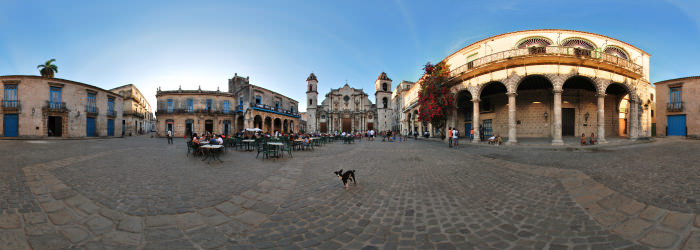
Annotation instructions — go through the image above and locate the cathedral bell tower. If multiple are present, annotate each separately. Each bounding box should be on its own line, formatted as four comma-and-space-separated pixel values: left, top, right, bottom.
375, 72, 393, 132
306, 73, 318, 133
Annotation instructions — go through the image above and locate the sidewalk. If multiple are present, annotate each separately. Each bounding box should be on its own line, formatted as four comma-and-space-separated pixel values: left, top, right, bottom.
416, 136, 654, 151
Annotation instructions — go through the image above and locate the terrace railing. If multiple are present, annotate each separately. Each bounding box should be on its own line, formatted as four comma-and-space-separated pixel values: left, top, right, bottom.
450, 46, 644, 79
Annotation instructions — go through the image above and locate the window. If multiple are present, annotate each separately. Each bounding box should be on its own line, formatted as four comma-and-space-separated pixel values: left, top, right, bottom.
670, 87, 682, 104
651, 110, 654, 118
275, 101, 280, 109
108, 97, 115, 115
382, 97, 388, 108
239, 99, 243, 107
483, 119, 493, 137
290, 106, 294, 113
167, 99, 173, 113
650, 93, 654, 102
382, 83, 387, 91
224, 100, 230, 113
186, 99, 193, 112
50, 86, 62, 108
206, 99, 212, 111
87, 93, 97, 113
255, 96, 261, 105
309, 99, 313, 105
3, 85, 18, 108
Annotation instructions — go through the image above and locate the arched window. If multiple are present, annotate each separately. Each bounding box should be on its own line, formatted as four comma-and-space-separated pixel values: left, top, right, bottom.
562, 38, 596, 50
382, 83, 387, 91
309, 99, 312, 105
308, 85, 312, 92
604, 46, 629, 59
516, 37, 552, 49
382, 97, 388, 108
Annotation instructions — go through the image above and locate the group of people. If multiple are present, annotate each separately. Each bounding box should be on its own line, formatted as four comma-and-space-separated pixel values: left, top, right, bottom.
581, 133, 596, 145
447, 127, 460, 147
189, 132, 224, 146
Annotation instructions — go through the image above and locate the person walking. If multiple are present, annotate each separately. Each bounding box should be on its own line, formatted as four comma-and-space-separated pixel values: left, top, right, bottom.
167, 129, 173, 144
414, 130, 418, 140
470, 127, 474, 142
448, 127, 453, 147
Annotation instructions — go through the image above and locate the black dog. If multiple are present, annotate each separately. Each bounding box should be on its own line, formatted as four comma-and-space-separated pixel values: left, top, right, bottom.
334, 169, 357, 189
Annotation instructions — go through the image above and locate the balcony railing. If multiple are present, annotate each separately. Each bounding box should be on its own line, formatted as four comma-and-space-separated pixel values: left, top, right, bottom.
155, 108, 234, 115
85, 105, 99, 116
45, 101, 68, 112
107, 110, 117, 117
2, 99, 21, 113
250, 102, 300, 117
124, 112, 145, 118
450, 46, 644, 79
667, 102, 683, 112
236, 105, 244, 112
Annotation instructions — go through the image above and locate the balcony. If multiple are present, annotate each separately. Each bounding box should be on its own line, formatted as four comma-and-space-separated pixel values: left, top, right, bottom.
44, 101, 68, 113
107, 110, 117, 117
2, 99, 21, 113
124, 112, 145, 118
236, 105, 244, 112
250, 102, 300, 118
155, 108, 234, 115
450, 46, 644, 81
667, 102, 683, 112
85, 105, 99, 116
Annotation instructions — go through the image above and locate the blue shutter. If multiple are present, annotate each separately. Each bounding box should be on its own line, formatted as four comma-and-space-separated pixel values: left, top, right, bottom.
86, 117, 96, 136
107, 119, 115, 136
667, 115, 686, 136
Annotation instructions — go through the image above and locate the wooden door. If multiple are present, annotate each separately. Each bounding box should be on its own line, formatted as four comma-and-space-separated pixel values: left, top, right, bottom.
342, 118, 351, 132
562, 108, 575, 136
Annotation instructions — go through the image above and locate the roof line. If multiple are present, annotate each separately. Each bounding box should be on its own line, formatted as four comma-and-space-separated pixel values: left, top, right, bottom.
653, 76, 700, 85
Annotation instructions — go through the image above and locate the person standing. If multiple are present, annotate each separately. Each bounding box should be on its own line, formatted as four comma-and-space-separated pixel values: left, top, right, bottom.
448, 127, 453, 147
167, 129, 173, 144
470, 127, 474, 142
452, 128, 459, 147
414, 130, 417, 140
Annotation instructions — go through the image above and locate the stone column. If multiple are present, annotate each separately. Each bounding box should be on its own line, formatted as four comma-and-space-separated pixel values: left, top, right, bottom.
596, 94, 607, 143
629, 99, 639, 140
507, 93, 517, 144
472, 99, 480, 143
552, 89, 564, 145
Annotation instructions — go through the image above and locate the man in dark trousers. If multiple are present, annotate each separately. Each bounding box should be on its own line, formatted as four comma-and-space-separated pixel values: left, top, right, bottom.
167, 129, 173, 144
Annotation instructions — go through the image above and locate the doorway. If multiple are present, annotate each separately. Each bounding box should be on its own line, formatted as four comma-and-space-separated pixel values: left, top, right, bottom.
3, 114, 18, 137
86, 117, 96, 137
562, 108, 575, 136
48, 116, 62, 137
205, 120, 213, 134
342, 118, 351, 132
320, 122, 327, 133
366, 123, 374, 131
185, 120, 194, 137
107, 119, 114, 136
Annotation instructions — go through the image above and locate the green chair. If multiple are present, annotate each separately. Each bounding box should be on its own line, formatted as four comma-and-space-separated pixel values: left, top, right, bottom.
282, 141, 293, 158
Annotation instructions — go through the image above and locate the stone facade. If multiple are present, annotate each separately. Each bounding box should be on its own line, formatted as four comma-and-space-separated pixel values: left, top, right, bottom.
654, 76, 700, 138
110, 84, 155, 136
229, 74, 300, 134
155, 88, 236, 138
392, 80, 415, 134
0, 75, 124, 138
397, 29, 655, 145
155, 74, 300, 137
305, 72, 393, 133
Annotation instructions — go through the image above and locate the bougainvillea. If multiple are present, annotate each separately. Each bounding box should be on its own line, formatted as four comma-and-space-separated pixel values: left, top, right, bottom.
418, 61, 453, 137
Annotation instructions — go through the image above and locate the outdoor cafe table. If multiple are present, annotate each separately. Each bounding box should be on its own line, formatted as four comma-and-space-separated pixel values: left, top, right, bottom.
200, 144, 223, 163
241, 139, 255, 151
266, 142, 284, 158
293, 139, 305, 151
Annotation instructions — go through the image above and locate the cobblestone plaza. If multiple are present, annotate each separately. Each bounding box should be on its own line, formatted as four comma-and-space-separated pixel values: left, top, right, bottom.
0, 137, 699, 249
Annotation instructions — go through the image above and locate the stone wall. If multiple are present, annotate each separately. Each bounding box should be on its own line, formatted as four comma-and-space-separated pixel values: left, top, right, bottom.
1, 76, 124, 138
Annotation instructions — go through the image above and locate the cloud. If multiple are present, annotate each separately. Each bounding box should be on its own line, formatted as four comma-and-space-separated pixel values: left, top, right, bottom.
665, 0, 700, 33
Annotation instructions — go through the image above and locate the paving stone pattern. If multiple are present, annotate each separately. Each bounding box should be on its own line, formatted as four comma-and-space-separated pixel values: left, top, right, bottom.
0, 136, 698, 249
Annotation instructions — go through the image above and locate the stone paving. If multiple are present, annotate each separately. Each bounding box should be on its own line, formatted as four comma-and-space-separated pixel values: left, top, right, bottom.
0, 136, 698, 249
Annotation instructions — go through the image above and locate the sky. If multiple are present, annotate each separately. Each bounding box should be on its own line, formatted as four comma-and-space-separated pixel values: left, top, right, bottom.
1, 0, 699, 113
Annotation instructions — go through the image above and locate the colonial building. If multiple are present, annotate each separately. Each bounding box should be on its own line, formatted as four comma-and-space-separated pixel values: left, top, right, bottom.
305, 72, 393, 133
155, 86, 236, 138
400, 29, 655, 144
110, 84, 155, 136
229, 74, 300, 134
155, 74, 300, 137
654, 76, 699, 138
391, 80, 415, 133
1, 75, 124, 138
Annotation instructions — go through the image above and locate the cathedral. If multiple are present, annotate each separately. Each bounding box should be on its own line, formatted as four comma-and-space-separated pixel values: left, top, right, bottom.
305, 72, 394, 133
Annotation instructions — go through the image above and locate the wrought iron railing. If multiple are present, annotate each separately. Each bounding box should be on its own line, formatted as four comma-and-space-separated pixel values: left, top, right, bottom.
236, 105, 244, 112
45, 101, 68, 112
2, 99, 21, 112
667, 102, 683, 112
450, 46, 644, 78
250, 102, 300, 116
155, 108, 234, 115
85, 105, 99, 116
107, 110, 117, 117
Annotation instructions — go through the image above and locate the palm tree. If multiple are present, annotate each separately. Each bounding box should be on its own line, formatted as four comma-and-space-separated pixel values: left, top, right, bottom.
37, 59, 58, 78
